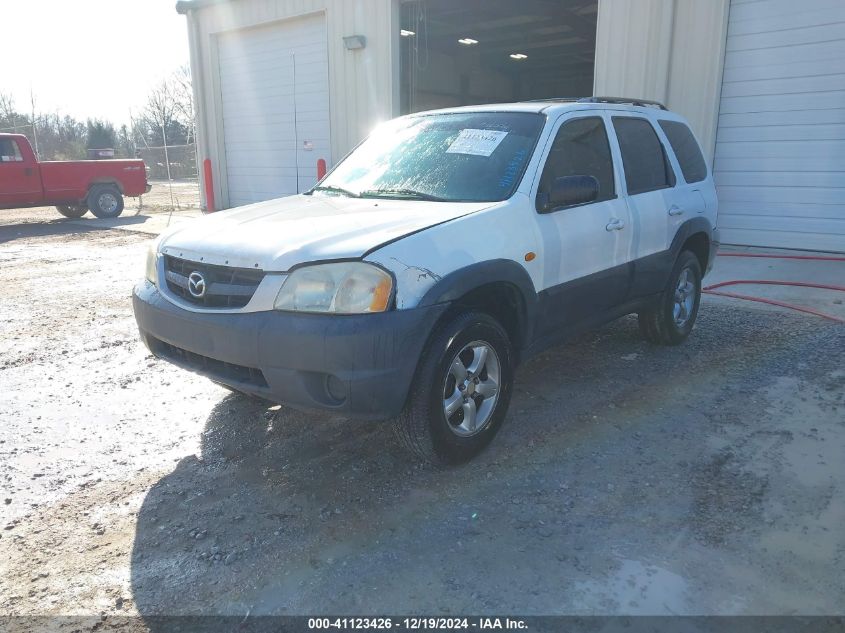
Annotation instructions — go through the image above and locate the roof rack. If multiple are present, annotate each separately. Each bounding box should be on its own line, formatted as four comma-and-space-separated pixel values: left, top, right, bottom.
577, 96, 668, 110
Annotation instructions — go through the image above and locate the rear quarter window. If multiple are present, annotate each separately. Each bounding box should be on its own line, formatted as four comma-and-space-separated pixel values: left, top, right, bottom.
612, 117, 675, 195
659, 120, 708, 184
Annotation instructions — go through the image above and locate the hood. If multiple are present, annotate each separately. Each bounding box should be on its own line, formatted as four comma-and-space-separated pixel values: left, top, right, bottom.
158, 194, 492, 271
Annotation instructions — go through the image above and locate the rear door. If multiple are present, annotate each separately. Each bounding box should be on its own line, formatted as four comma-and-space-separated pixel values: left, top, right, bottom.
532, 113, 634, 333
609, 116, 678, 297
0, 138, 41, 207
657, 119, 710, 232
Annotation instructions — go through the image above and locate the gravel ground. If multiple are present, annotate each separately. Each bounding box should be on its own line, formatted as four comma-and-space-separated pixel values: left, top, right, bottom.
1, 208, 843, 623
130, 181, 201, 212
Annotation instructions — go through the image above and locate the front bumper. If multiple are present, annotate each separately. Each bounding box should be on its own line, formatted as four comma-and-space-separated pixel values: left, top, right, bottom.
132, 281, 447, 420
144, 183, 152, 194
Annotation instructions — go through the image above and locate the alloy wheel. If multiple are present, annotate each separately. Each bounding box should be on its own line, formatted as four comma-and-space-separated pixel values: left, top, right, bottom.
442, 341, 500, 437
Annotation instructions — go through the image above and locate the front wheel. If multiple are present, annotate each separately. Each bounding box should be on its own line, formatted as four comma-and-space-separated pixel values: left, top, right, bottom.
638, 250, 702, 345
56, 205, 87, 219
87, 184, 124, 218
393, 311, 514, 465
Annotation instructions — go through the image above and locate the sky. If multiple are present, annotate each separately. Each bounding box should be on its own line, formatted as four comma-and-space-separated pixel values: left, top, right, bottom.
3, 0, 190, 126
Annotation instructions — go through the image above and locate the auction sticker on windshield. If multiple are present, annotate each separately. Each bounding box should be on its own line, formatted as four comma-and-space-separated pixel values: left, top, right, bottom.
446, 129, 508, 157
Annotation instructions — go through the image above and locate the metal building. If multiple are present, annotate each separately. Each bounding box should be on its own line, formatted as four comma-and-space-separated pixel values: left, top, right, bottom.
177, 0, 845, 252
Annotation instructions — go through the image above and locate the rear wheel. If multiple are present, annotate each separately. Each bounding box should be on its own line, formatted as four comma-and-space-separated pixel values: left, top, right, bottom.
56, 205, 87, 219
87, 184, 124, 218
638, 250, 702, 345
393, 311, 514, 465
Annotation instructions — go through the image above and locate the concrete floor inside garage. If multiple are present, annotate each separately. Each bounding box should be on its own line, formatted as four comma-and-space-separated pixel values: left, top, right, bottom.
1, 208, 843, 620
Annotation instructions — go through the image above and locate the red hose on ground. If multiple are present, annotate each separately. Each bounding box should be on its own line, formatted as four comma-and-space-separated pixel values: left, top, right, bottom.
718, 253, 845, 262
705, 252, 845, 323
703, 289, 845, 324
705, 279, 845, 293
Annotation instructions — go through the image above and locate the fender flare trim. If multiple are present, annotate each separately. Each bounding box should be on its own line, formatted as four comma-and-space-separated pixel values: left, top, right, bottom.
417, 259, 539, 348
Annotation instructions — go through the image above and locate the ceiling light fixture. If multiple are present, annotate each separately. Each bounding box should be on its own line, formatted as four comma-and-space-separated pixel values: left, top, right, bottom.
458, 38, 479, 45
400, 29, 416, 37
509, 53, 528, 60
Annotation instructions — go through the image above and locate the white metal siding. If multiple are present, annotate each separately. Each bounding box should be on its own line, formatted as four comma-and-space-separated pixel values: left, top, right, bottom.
593, 0, 730, 163
218, 14, 330, 206
714, 0, 845, 252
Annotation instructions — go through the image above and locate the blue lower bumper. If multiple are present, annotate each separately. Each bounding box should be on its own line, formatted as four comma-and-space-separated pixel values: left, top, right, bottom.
132, 281, 447, 420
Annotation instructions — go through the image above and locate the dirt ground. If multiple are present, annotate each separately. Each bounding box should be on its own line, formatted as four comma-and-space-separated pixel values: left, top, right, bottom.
128, 180, 201, 213
1, 207, 843, 623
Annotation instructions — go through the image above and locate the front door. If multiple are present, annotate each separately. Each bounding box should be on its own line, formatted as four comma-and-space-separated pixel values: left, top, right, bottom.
0, 137, 40, 208
532, 114, 634, 335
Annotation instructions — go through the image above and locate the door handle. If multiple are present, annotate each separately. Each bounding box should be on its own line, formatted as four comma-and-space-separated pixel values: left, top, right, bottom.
605, 218, 625, 231
668, 205, 684, 216
24, 167, 33, 177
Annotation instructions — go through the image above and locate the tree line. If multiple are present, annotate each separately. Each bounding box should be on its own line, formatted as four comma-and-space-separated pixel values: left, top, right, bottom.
0, 65, 195, 161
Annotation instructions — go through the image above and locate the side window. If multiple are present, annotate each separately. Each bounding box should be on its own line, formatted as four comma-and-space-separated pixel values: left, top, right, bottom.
538, 116, 615, 208
0, 138, 23, 163
659, 120, 707, 183
612, 117, 675, 195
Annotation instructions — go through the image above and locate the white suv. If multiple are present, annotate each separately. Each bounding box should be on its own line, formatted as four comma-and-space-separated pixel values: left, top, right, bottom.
134, 97, 719, 464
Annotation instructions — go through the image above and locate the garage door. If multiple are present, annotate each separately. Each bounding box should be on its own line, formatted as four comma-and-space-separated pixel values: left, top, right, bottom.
713, 0, 845, 252
217, 14, 330, 207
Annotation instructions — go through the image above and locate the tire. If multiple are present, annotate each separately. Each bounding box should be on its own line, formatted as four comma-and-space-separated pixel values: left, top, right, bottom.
87, 184, 124, 218
638, 250, 702, 346
393, 311, 514, 465
56, 205, 87, 219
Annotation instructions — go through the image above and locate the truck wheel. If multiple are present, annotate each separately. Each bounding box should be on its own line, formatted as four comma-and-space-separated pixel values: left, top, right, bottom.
638, 250, 702, 346
88, 185, 124, 218
56, 205, 87, 219
393, 311, 514, 465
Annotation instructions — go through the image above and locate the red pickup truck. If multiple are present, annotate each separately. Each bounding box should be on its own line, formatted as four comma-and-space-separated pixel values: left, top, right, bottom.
0, 133, 150, 219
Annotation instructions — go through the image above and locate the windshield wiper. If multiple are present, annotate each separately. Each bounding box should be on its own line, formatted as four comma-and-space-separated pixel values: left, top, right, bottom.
308, 185, 360, 198
360, 188, 446, 202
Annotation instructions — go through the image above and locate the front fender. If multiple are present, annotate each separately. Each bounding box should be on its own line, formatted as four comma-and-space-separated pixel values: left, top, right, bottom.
418, 258, 539, 346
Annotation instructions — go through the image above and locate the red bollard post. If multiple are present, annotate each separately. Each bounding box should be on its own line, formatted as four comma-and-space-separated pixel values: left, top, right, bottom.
317, 158, 327, 181
203, 158, 216, 212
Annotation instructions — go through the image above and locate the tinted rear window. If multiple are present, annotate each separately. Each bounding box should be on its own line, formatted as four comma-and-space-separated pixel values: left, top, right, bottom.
659, 120, 707, 183
612, 117, 675, 195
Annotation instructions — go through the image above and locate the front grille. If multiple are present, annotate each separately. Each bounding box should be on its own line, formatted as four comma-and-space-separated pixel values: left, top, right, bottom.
149, 336, 268, 389
164, 255, 265, 308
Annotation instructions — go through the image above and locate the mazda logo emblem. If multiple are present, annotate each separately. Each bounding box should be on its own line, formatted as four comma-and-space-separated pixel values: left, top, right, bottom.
187, 271, 207, 298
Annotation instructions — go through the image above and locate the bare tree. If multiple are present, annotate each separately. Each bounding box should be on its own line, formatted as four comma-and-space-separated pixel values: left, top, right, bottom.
0, 93, 18, 132
171, 64, 195, 144
136, 67, 195, 147
141, 79, 180, 145
30, 88, 40, 158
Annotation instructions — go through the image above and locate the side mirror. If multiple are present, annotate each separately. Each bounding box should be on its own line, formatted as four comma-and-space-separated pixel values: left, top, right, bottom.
538, 175, 599, 212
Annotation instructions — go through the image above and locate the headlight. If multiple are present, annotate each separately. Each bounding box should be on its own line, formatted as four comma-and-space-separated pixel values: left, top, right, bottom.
274, 262, 393, 314
145, 244, 159, 285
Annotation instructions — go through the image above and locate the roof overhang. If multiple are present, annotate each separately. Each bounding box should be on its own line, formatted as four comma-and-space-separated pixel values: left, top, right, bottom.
175, 0, 230, 14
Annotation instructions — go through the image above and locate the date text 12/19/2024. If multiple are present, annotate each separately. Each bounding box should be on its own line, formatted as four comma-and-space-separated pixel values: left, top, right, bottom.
308, 618, 528, 630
